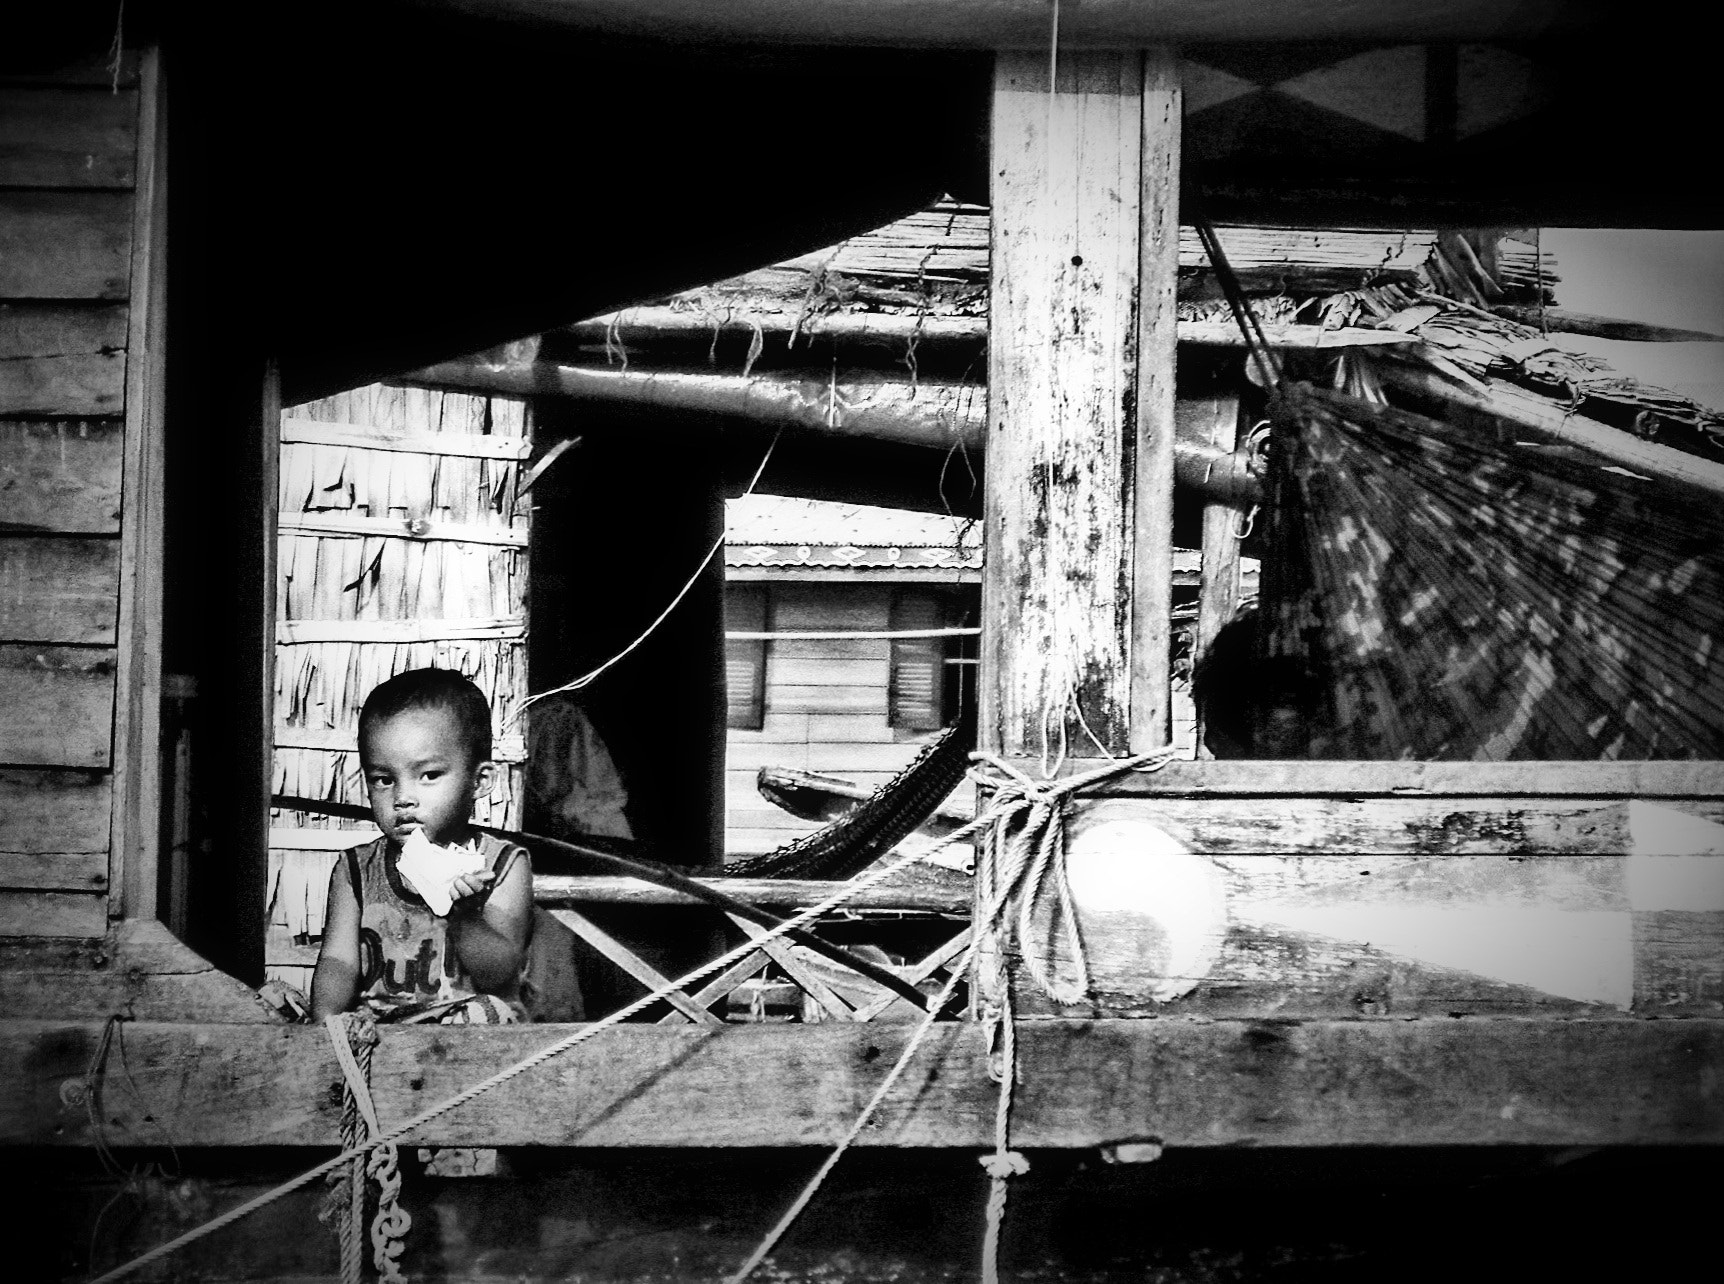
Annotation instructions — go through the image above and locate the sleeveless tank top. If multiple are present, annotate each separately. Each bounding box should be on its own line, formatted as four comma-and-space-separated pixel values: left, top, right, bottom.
343, 833, 527, 1018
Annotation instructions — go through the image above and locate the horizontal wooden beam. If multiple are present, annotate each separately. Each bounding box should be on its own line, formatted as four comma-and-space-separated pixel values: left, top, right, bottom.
1490, 305, 1724, 344
279, 418, 533, 460
533, 874, 970, 913
276, 512, 528, 547
1376, 359, 1724, 501
275, 617, 525, 645
410, 2, 1590, 47
6, 1018, 1717, 1149
1004, 758, 1724, 798
0, 420, 124, 534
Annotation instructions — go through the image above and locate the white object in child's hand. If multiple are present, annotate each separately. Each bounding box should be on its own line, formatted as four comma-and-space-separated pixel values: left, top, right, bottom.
396, 828, 487, 917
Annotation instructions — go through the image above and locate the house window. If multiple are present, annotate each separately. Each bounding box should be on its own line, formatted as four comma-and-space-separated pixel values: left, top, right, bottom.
888, 588, 977, 732
725, 584, 768, 730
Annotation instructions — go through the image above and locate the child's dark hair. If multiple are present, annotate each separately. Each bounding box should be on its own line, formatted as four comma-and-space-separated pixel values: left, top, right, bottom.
358, 668, 493, 765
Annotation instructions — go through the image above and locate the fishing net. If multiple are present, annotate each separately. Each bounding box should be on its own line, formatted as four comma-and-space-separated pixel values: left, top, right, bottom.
1257, 381, 1724, 759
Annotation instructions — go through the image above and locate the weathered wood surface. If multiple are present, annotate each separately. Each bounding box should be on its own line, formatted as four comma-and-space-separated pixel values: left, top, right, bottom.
0, 420, 125, 533
0, 86, 137, 187
0, 921, 276, 1021
0, 537, 119, 644
3, 1018, 1718, 1149
0, 302, 128, 416
0, 191, 133, 299
1378, 360, 1724, 501
0, 644, 115, 767
1004, 757, 1724, 797
279, 417, 534, 459
1490, 305, 1724, 344
999, 795, 1724, 1018
0, 768, 110, 852
1130, 47, 1182, 754
984, 50, 1148, 758
0, 768, 110, 893
535, 870, 970, 913
109, 46, 168, 921
276, 511, 529, 547
0, 891, 105, 938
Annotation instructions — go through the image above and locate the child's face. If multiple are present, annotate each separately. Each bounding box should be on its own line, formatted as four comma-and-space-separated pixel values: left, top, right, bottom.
360, 707, 493, 846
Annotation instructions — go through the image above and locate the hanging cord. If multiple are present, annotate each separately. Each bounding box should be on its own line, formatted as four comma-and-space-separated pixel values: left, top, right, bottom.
725, 747, 1174, 1284
518, 427, 782, 713
1193, 217, 1283, 391
324, 1015, 409, 1284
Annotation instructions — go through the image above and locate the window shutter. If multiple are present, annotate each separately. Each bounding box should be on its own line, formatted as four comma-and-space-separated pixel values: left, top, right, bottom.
889, 590, 943, 732
725, 585, 767, 730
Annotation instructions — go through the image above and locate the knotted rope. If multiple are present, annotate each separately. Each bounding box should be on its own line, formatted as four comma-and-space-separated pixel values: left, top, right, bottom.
323, 1014, 410, 1284
728, 747, 1174, 1284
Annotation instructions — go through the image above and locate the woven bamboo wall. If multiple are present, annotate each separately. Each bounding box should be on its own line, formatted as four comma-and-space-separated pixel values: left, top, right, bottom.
267, 383, 530, 988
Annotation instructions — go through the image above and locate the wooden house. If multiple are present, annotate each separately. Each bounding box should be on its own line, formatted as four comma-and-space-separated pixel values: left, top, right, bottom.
3, 3, 1722, 1280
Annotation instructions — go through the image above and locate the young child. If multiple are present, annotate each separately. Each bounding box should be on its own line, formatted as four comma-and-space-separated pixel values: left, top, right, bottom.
311, 668, 533, 1023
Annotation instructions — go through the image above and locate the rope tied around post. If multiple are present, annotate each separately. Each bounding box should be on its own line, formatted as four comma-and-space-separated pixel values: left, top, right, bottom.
967, 748, 1175, 1283
323, 1014, 410, 1284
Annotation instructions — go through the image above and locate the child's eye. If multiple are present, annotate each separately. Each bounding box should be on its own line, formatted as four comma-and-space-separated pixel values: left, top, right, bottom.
423, 771, 443, 782
366, 775, 391, 788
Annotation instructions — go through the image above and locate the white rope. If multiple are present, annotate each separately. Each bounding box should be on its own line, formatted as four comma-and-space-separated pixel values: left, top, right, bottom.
519, 427, 782, 715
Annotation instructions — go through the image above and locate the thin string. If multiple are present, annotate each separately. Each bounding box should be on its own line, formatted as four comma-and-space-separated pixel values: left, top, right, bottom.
517, 427, 782, 715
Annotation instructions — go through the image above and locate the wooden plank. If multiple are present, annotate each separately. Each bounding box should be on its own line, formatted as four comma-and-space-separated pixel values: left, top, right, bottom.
984, 51, 1146, 758
546, 908, 724, 1027
279, 418, 533, 460
1004, 757, 1724, 798
0, 54, 140, 89
0, 536, 118, 644
0, 420, 124, 534
275, 617, 524, 645
0, 191, 133, 299
0, 851, 108, 893
1053, 795, 1724, 857
3, 1018, 1718, 1149
0, 767, 110, 855
108, 46, 167, 922
1130, 46, 1182, 754
267, 826, 380, 851
0, 302, 128, 417
276, 512, 528, 547
0, 87, 137, 187
768, 685, 884, 715
535, 873, 972, 913
0, 644, 115, 768
727, 913, 856, 1020
0, 891, 105, 937
769, 655, 884, 687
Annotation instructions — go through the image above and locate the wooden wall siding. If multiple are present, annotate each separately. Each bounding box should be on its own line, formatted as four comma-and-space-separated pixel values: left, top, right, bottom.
1003, 788, 1724, 1020
0, 303, 128, 417
724, 585, 941, 857
0, 67, 147, 936
269, 384, 530, 981
0, 420, 124, 532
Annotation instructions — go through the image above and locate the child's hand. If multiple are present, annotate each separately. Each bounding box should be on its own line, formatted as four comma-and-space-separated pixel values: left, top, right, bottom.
446, 869, 496, 915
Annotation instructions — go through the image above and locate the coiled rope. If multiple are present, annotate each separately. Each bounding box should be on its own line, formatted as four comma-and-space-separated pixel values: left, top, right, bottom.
323, 1014, 409, 1284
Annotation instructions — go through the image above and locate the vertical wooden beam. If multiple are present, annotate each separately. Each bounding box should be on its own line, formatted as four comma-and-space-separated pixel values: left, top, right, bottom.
1189, 397, 1244, 759
982, 48, 1181, 762
109, 47, 169, 922
1130, 47, 1182, 754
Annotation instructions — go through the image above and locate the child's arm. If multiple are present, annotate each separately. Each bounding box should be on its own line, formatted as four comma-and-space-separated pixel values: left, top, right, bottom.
446, 848, 532, 995
310, 859, 362, 1020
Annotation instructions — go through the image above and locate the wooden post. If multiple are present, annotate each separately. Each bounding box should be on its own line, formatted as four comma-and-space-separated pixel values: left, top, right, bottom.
1131, 48, 1183, 754
109, 47, 169, 922
1189, 396, 1244, 758
982, 48, 1182, 762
